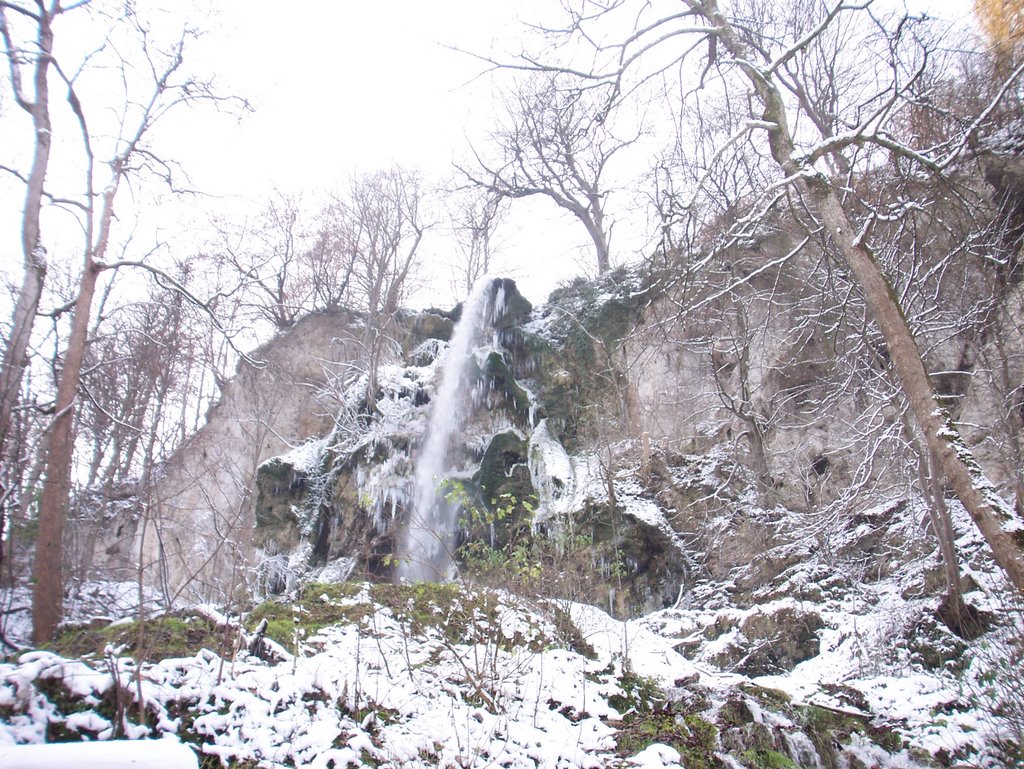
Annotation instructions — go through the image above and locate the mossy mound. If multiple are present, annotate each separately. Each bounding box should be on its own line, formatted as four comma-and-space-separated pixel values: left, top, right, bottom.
50, 613, 233, 663
247, 582, 373, 648
246, 581, 554, 652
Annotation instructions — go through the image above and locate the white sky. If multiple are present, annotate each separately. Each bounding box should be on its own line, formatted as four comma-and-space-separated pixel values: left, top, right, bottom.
161, 0, 978, 306
139, 0, 600, 308
180, 2, 512, 192
2, 0, 980, 312
184, 0, 973, 194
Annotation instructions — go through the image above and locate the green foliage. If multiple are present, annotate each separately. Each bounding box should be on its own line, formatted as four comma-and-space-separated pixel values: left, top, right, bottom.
248, 582, 372, 647
739, 748, 796, 769
455, 494, 642, 617
448, 477, 547, 588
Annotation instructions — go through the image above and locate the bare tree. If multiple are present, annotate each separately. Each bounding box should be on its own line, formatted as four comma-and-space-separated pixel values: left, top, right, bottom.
447, 186, 507, 292
24, 7, 242, 642
466, 73, 635, 274
517, 0, 1024, 594
333, 167, 425, 412
305, 199, 359, 313
213, 193, 315, 331
0, 0, 60, 578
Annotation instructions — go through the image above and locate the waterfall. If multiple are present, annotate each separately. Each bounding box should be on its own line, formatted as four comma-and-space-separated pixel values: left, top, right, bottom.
781, 731, 825, 769
397, 278, 494, 582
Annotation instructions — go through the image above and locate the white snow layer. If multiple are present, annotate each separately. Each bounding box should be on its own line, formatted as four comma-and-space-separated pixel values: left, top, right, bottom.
0, 591, 700, 769
0, 737, 198, 768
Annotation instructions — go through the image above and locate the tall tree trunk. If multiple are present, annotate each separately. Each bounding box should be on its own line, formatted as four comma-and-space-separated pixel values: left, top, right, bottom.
700, 0, 1024, 592
32, 169, 120, 643
0, 6, 55, 576
32, 260, 101, 642
809, 185, 1024, 591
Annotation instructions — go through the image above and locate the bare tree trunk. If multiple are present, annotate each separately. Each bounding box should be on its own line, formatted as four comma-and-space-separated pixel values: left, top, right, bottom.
902, 409, 969, 629
0, 5, 55, 576
584, 192, 612, 274
32, 155, 121, 641
464, 73, 626, 276
813, 189, 1024, 590
0, 265, 46, 458
32, 260, 100, 642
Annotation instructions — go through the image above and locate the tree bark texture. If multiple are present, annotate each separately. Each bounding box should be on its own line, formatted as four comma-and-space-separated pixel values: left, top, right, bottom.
31, 261, 100, 642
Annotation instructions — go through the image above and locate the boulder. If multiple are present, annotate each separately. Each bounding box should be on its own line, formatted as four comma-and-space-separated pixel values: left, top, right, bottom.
707, 603, 825, 676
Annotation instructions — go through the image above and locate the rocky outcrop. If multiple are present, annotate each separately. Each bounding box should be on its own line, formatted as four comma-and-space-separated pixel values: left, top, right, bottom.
703, 602, 825, 676
128, 308, 454, 604
119, 227, 1023, 619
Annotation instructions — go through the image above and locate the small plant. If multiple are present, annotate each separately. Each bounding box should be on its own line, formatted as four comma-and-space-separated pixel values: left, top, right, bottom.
962, 620, 1024, 767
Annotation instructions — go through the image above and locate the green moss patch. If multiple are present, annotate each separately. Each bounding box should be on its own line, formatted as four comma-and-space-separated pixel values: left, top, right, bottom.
248, 582, 553, 653
247, 582, 373, 647
50, 613, 230, 663
368, 582, 548, 650
739, 748, 796, 768
617, 710, 722, 769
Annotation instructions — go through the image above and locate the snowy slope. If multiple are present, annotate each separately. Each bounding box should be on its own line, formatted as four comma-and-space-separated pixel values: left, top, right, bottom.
3, 578, 1014, 768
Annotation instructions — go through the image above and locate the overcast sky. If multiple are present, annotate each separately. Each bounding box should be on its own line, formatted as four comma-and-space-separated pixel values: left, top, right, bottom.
2, 0, 981, 311
140, 0, 597, 307
170, 0, 980, 306
182, 2, 515, 193
185, 0, 974, 191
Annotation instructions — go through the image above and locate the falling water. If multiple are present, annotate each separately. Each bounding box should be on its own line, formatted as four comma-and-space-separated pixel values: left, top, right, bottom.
397, 278, 495, 582
781, 731, 825, 769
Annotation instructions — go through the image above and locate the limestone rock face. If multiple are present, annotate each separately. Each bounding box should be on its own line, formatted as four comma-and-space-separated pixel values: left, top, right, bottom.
125, 308, 459, 603
119, 238, 1022, 617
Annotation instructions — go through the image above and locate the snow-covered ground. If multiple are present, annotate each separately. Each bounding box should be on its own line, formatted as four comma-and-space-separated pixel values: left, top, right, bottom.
1, 574, 1018, 768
